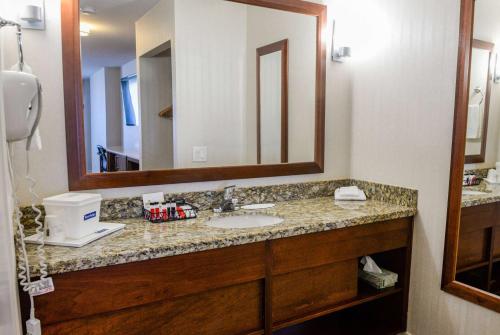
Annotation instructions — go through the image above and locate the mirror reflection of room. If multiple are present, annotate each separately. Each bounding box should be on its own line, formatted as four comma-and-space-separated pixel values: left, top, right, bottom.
80, 0, 316, 174
459, 0, 500, 295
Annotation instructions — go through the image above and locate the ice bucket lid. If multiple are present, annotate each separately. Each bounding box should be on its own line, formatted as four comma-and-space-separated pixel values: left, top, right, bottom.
43, 193, 102, 207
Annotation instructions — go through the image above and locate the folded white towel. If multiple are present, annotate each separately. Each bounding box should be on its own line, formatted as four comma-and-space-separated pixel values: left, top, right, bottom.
336, 186, 360, 197
334, 186, 367, 201
466, 104, 482, 139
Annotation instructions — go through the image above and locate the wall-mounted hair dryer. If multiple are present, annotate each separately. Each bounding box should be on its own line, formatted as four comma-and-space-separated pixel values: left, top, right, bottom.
2, 70, 42, 149
1, 15, 49, 335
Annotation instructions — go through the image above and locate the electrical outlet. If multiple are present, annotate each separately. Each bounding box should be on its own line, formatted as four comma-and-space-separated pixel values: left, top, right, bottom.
30, 277, 54, 296
192, 146, 208, 162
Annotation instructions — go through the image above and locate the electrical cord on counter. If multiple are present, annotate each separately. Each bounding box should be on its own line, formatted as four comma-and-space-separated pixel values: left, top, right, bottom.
25, 149, 48, 280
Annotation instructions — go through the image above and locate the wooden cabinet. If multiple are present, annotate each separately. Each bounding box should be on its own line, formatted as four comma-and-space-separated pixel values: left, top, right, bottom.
22, 217, 414, 335
107, 152, 139, 172
457, 202, 500, 294
114, 153, 126, 171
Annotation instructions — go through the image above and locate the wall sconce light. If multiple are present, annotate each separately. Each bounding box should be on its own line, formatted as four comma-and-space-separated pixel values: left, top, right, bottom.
80, 6, 97, 16
331, 20, 352, 63
80, 23, 91, 37
18, 0, 45, 30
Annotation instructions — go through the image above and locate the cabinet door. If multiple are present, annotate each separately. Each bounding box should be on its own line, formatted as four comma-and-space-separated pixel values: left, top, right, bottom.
272, 259, 358, 322
126, 157, 140, 171
458, 204, 496, 269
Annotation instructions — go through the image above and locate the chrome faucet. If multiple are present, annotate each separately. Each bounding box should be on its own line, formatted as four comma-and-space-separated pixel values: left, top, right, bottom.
213, 185, 238, 213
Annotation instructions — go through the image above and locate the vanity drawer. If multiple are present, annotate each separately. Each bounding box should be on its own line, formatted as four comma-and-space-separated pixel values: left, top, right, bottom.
460, 203, 496, 233
493, 228, 500, 259
272, 259, 357, 323
35, 242, 266, 325
271, 218, 411, 275
458, 204, 498, 269
42, 281, 264, 335
457, 229, 490, 268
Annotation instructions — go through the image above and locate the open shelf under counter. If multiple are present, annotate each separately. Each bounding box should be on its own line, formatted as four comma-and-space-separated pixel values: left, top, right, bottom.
273, 281, 403, 332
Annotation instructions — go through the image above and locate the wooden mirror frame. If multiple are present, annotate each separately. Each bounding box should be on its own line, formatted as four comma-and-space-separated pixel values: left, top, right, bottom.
61, 0, 326, 190
442, 0, 500, 312
256, 39, 289, 164
464, 39, 494, 164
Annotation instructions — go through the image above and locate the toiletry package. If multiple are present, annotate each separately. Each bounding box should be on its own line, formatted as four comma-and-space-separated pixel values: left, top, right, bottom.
463, 174, 481, 186
142, 192, 198, 223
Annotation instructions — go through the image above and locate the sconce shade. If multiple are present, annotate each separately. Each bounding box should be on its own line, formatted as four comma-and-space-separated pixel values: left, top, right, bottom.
20, 5, 42, 23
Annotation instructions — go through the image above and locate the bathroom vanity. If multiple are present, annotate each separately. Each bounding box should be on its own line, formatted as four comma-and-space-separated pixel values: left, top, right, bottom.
29, 0, 421, 332
458, 184, 500, 294
21, 182, 417, 335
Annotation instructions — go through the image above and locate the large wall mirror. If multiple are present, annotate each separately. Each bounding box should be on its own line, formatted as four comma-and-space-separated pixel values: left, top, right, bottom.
443, 0, 500, 312
61, 0, 326, 190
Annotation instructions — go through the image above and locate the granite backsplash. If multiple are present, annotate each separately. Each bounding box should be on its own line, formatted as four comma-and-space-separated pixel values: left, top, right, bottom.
19, 179, 418, 227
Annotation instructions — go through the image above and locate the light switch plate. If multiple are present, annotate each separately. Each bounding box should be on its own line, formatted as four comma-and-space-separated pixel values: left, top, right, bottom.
193, 146, 208, 162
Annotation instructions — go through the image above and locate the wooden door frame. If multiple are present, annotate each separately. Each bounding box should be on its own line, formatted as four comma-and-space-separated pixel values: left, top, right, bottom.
441, 0, 500, 312
256, 39, 289, 164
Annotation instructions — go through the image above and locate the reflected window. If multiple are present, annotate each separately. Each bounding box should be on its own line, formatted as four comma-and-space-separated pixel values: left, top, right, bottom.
121, 75, 139, 126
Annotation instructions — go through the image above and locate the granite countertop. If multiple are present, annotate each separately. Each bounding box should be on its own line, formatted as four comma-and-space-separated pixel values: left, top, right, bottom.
25, 196, 416, 277
462, 181, 500, 208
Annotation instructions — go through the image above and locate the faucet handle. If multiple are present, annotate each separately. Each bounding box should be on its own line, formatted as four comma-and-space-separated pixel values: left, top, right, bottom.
224, 185, 236, 200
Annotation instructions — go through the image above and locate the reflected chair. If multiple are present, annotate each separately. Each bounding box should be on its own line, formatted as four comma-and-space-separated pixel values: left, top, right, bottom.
97, 145, 108, 173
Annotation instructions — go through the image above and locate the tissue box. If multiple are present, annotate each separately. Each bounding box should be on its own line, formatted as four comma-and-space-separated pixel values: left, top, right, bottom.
359, 268, 398, 289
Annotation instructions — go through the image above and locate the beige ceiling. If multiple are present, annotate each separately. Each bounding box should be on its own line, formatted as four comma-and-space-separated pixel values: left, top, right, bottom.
80, 0, 161, 78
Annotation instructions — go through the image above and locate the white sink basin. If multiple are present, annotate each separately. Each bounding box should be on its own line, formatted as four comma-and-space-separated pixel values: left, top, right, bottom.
206, 215, 284, 229
462, 190, 487, 196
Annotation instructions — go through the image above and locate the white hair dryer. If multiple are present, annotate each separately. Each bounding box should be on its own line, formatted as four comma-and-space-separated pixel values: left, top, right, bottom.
2, 70, 42, 149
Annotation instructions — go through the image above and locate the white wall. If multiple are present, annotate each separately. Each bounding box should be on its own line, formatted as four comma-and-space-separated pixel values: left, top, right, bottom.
136, 0, 175, 170
89, 67, 123, 172
82, 79, 92, 172
90, 68, 106, 173
136, 0, 175, 58
174, 0, 248, 168
344, 0, 500, 334
139, 55, 174, 170
246, 5, 317, 164
104, 68, 123, 149
260, 51, 283, 163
